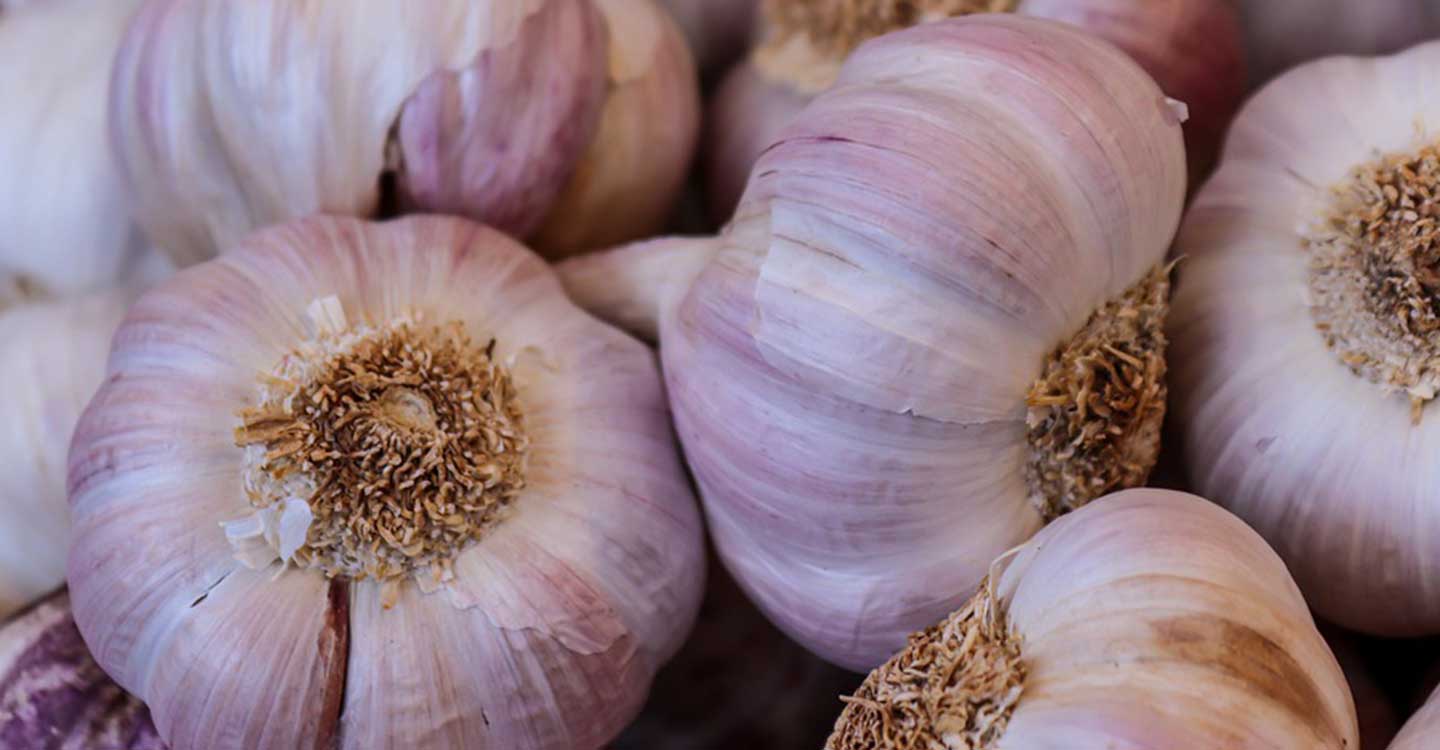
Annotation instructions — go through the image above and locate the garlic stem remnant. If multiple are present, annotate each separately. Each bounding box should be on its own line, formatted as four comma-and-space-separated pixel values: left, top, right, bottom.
755, 0, 1017, 91
235, 304, 527, 582
1306, 142, 1440, 420
827, 580, 1024, 750
1025, 264, 1170, 520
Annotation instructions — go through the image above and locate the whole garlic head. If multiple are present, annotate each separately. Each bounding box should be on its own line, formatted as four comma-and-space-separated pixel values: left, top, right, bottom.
826, 490, 1359, 749
0, 291, 133, 620
704, 0, 1243, 221
111, 0, 698, 266
0, 0, 163, 297
67, 216, 705, 749
563, 15, 1186, 670
1169, 40, 1440, 637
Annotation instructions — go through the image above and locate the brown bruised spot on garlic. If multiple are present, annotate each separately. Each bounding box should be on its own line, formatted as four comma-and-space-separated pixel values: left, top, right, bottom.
754, 0, 1018, 92
826, 578, 1025, 750
228, 296, 528, 584
1024, 264, 1171, 520
1306, 142, 1440, 421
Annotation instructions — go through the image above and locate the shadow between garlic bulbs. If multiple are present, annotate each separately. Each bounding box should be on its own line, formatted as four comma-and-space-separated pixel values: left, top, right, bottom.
1170, 40, 1440, 637
66, 216, 706, 750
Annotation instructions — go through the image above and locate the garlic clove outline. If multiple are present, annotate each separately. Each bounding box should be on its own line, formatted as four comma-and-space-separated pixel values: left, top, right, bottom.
826, 489, 1360, 749
67, 216, 705, 749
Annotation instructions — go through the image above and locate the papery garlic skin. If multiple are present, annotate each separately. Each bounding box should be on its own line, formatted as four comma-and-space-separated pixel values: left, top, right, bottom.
0, 291, 133, 620
531, 0, 701, 259
1235, 0, 1440, 87
827, 489, 1359, 749
0, 0, 162, 296
67, 216, 705, 749
1169, 42, 1440, 636
112, 0, 684, 266
703, 0, 1242, 222
564, 15, 1186, 670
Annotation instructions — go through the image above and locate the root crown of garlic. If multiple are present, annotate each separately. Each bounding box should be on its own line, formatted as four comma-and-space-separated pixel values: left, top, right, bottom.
1306, 141, 1440, 416
828, 579, 1023, 750
234, 310, 528, 581
1025, 265, 1169, 519
754, 0, 1016, 91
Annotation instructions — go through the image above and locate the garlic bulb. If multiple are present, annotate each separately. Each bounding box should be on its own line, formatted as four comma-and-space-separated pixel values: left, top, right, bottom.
659, 0, 758, 75
0, 592, 163, 749
561, 14, 1187, 670
0, 0, 164, 297
67, 216, 705, 749
1169, 40, 1440, 636
0, 290, 134, 621
110, 0, 698, 266
1234, 0, 1440, 87
825, 489, 1358, 749
703, 0, 1243, 221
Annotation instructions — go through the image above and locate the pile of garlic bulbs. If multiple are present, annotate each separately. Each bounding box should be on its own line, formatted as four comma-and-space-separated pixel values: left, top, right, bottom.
16, 0, 1440, 747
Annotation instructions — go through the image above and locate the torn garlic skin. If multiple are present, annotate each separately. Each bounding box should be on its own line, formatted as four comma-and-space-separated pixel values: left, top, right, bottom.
67, 216, 705, 750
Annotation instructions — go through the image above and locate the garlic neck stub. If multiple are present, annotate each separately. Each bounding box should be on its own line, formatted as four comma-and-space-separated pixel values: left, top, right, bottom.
1025, 264, 1169, 520
754, 0, 1016, 92
233, 309, 528, 582
1306, 143, 1440, 418
827, 580, 1023, 750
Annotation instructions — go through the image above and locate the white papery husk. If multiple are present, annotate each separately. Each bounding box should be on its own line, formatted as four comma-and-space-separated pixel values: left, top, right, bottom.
1169, 40, 1440, 637
0, 291, 133, 619
564, 15, 1187, 670
0, 0, 166, 296
827, 489, 1359, 748
66, 216, 705, 750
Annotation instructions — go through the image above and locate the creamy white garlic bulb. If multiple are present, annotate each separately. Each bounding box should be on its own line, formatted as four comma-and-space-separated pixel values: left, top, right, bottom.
67, 216, 705, 749
825, 489, 1359, 749
0, 0, 165, 297
110, 0, 698, 266
561, 15, 1187, 670
0, 291, 133, 620
1169, 40, 1440, 637
704, 0, 1244, 221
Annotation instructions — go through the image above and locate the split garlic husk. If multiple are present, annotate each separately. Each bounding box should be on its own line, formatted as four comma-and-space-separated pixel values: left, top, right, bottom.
110, 0, 698, 266
67, 216, 705, 749
561, 14, 1186, 670
1396, 687, 1440, 750
0, 0, 166, 297
1234, 0, 1440, 87
1169, 40, 1440, 636
825, 489, 1359, 749
658, 0, 758, 76
0, 290, 134, 621
0, 591, 163, 749
703, 0, 1243, 221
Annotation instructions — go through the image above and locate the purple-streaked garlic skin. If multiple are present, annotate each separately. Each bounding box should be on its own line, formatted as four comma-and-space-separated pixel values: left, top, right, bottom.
0, 291, 135, 621
658, 0, 757, 76
0, 0, 161, 297
1168, 42, 1440, 638
67, 216, 705, 749
531, 0, 701, 259
566, 16, 1186, 670
702, 0, 1242, 223
0, 592, 165, 750
108, 0, 624, 267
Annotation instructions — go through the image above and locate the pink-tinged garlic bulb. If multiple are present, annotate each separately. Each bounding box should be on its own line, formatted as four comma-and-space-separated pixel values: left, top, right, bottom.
66, 216, 704, 750
703, 0, 1243, 222
825, 489, 1359, 749
0, 291, 133, 620
0, 592, 163, 749
0, 0, 167, 297
659, 0, 759, 75
1234, 0, 1440, 88
561, 15, 1186, 670
110, 0, 698, 266
1395, 686, 1440, 750
1169, 41, 1440, 637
